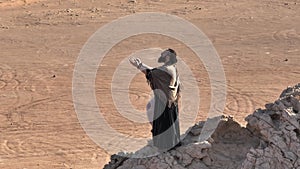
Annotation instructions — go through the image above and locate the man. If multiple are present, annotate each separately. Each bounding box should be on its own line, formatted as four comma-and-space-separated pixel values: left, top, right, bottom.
146, 97, 154, 126
129, 48, 181, 151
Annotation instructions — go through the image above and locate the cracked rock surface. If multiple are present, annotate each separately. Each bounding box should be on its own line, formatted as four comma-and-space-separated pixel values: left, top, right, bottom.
104, 84, 300, 169
242, 84, 300, 169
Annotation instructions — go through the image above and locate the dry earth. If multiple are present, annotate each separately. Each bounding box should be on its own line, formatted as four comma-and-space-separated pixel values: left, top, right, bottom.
0, 0, 299, 168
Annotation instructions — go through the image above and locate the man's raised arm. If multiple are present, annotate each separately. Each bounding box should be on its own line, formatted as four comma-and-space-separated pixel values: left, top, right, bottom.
129, 57, 153, 74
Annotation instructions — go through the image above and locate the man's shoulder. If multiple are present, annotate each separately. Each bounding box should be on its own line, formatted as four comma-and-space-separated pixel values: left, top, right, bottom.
149, 66, 170, 77
157, 65, 176, 71
161, 65, 177, 77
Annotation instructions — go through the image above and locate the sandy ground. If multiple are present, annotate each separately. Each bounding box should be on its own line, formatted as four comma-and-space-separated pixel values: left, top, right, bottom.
0, 0, 299, 168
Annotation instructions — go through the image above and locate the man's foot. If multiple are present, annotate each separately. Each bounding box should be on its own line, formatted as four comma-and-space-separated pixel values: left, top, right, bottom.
169, 141, 182, 151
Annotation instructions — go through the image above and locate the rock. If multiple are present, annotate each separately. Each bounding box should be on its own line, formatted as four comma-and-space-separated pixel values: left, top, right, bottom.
105, 84, 300, 169
291, 97, 300, 113
284, 151, 297, 163
90, 7, 100, 13
187, 159, 209, 169
172, 164, 185, 169
66, 8, 72, 12
149, 161, 169, 169
194, 6, 202, 10
190, 127, 202, 136
132, 165, 146, 169
202, 156, 212, 166
243, 84, 300, 169
104, 155, 128, 169
164, 156, 174, 166
260, 162, 271, 169
180, 153, 193, 166
0, 25, 9, 29
128, 0, 137, 3
241, 160, 255, 169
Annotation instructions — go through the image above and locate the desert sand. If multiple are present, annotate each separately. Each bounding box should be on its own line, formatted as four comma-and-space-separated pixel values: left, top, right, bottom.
0, 0, 299, 168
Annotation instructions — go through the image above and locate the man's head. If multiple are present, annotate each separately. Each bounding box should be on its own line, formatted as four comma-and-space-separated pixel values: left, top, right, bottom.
158, 48, 177, 65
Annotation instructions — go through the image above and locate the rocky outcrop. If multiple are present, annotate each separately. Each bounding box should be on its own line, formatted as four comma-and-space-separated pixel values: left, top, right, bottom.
242, 84, 300, 169
104, 84, 300, 169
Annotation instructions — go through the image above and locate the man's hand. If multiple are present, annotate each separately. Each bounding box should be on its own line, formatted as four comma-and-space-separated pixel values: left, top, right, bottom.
129, 57, 142, 68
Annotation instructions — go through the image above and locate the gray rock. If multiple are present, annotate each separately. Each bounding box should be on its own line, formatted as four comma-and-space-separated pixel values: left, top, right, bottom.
284, 151, 297, 163
105, 84, 300, 169
132, 165, 146, 169
187, 159, 209, 169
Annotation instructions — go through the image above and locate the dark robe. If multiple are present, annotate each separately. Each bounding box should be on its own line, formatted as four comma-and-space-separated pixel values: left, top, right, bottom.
146, 66, 180, 151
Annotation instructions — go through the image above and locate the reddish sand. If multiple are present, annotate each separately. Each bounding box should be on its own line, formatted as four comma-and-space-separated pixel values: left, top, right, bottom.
0, 0, 299, 168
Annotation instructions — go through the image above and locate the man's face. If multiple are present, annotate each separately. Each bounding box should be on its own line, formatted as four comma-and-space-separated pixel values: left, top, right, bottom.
158, 50, 169, 63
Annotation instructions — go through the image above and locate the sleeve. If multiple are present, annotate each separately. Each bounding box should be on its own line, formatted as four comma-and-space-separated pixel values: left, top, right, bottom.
146, 68, 155, 90
177, 78, 181, 97
138, 63, 153, 72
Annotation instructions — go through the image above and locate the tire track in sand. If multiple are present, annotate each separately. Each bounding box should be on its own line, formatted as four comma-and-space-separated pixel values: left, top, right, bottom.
224, 85, 257, 122
272, 28, 300, 41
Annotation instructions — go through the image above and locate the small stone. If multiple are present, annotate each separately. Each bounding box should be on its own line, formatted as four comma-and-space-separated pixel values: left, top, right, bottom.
194, 6, 201, 10
285, 125, 296, 131
66, 8, 72, 12
190, 127, 202, 136
249, 148, 257, 155
128, 0, 137, 3
255, 157, 266, 166
0, 25, 9, 29
282, 158, 294, 168
188, 159, 209, 169
263, 149, 273, 158
132, 165, 146, 169
172, 164, 185, 169
291, 97, 300, 113
192, 141, 211, 149
265, 103, 273, 109
284, 151, 297, 163
181, 153, 193, 166
260, 129, 270, 139
256, 149, 264, 155
202, 156, 212, 166
241, 160, 255, 169
246, 154, 256, 164
90, 7, 99, 13
152, 162, 168, 169
260, 162, 270, 169
164, 156, 174, 166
